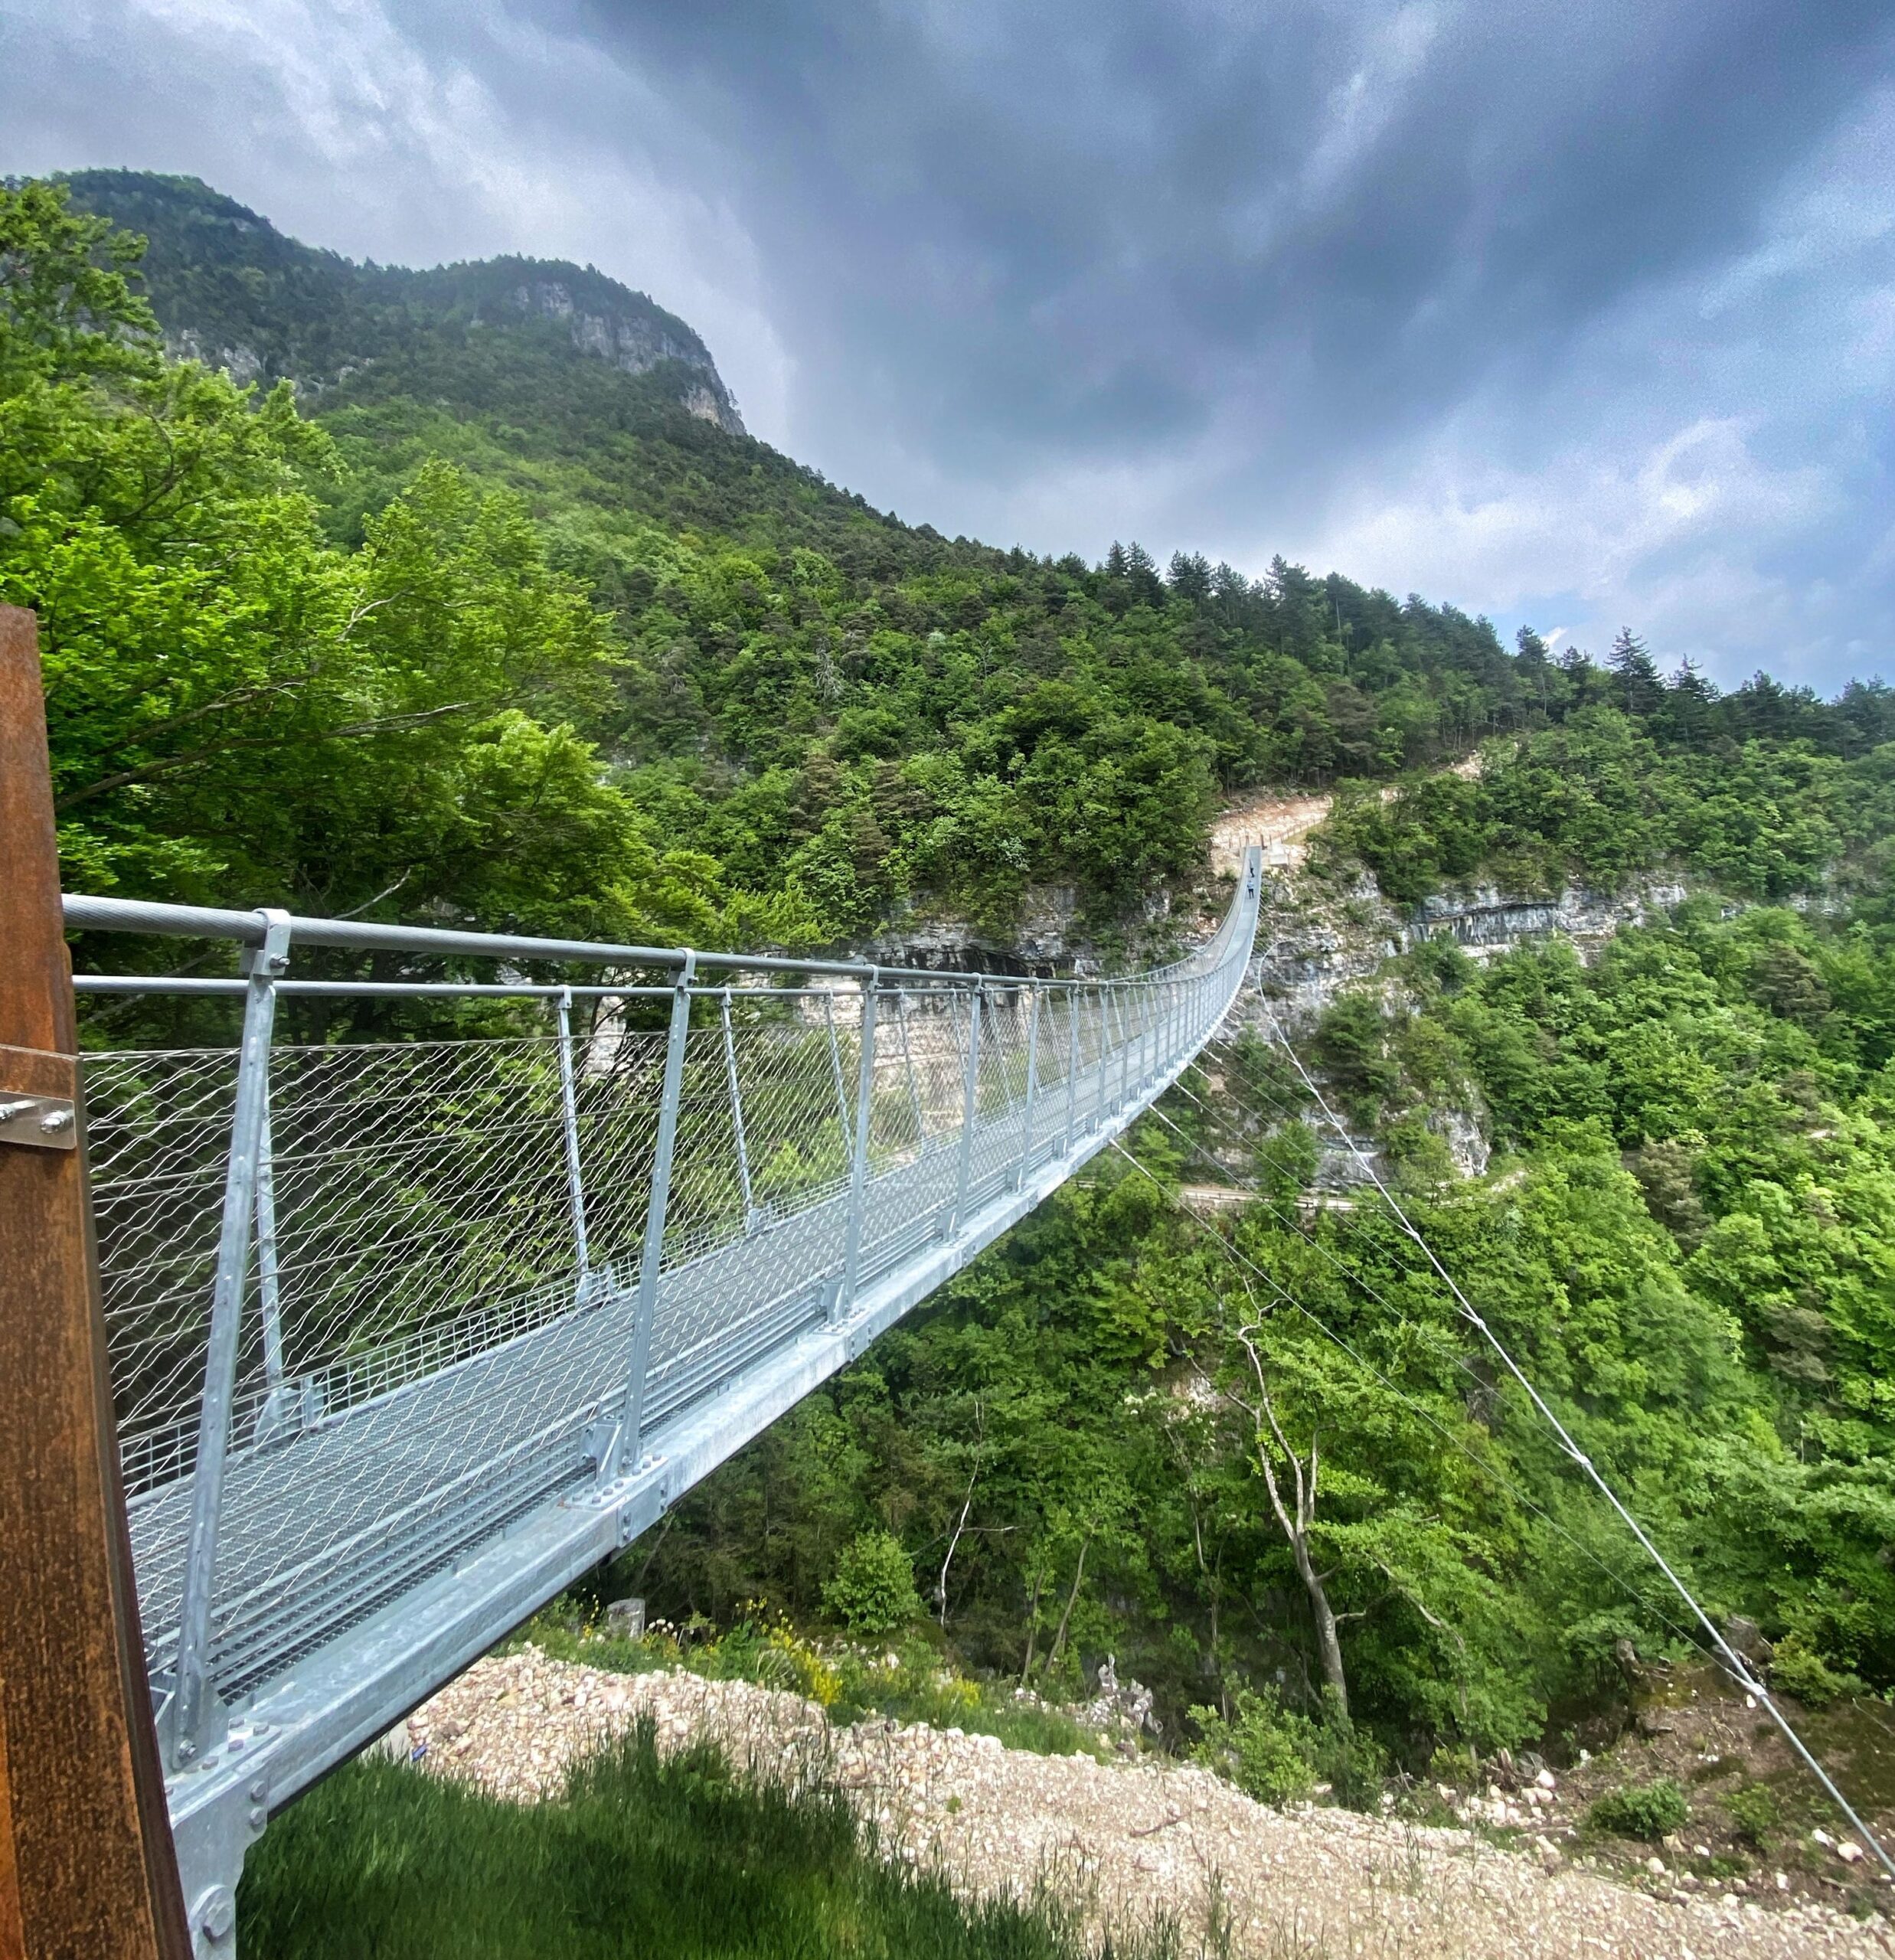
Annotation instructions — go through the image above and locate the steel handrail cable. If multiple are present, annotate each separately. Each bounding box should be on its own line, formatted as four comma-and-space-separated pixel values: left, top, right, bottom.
1254, 997, 1895, 1879
1129, 1018, 1895, 1856
1104, 1129, 1731, 1686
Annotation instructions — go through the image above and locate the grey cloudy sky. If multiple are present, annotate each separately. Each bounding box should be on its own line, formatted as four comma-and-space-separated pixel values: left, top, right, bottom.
5, 0, 1893, 688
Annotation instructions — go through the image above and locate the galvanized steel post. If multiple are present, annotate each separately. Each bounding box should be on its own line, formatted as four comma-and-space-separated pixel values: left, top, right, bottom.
1015, 984, 1040, 1185
720, 989, 757, 1231
952, 988, 982, 1230
253, 1097, 285, 1400
839, 971, 879, 1313
249, 1090, 306, 1447
1063, 987, 1080, 1149
1099, 990, 1115, 1114
168, 906, 290, 1770
1112, 987, 1132, 1111
554, 988, 592, 1304
622, 951, 695, 1468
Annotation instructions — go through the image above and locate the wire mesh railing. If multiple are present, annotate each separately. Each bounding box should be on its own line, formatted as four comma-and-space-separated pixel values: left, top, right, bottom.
64, 853, 1260, 1779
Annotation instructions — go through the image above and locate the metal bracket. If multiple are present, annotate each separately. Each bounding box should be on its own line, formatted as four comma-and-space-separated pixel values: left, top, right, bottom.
567, 1449, 671, 1547
586, 1416, 624, 1483
169, 1731, 273, 1958
252, 1375, 323, 1449
0, 1089, 77, 1149
240, 910, 292, 980
624, 1461, 675, 1545
153, 1668, 231, 1771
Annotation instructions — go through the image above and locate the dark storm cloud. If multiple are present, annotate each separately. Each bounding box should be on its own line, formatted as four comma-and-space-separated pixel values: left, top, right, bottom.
567, 0, 1893, 482
4, 0, 1893, 681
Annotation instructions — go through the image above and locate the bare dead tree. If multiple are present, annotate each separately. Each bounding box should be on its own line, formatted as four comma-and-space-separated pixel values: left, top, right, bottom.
935, 1398, 985, 1629
1218, 1320, 1351, 1717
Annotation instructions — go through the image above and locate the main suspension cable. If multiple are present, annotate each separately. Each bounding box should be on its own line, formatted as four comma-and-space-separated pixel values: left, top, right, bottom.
1116, 1107, 1721, 1664
1250, 997, 1895, 1877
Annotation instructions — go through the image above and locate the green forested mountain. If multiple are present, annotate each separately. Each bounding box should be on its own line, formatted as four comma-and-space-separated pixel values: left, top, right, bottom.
58, 169, 745, 431
18, 171, 1895, 951
17, 170, 1650, 947
668, 903, 1895, 1757
7, 174, 1895, 1839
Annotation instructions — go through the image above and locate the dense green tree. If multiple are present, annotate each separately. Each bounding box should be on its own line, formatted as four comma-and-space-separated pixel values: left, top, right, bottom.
1, 179, 794, 949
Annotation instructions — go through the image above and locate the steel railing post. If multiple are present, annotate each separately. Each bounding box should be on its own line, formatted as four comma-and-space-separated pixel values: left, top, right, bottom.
897, 988, 925, 1149
250, 1089, 304, 1446
1110, 987, 1129, 1113
823, 991, 851, 1150
619, 951, 695, 1471
952, 988, 982, 1231
1096, 990, 1110, 1118
168, 906, 289, 1769
720, 988, 759, 1232
1015, 983, 1040, 1186
1112, 988, 1129, 1113
1063, 986, 1080, 1151
1081, 990, 1096, 1129
254, 1095, 284, 1395
555, 988, 593, 1305
839, 971, 879, 1315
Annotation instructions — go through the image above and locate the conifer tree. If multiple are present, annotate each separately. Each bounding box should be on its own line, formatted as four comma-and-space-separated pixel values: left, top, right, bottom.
1123, 541, 1165, 607
1608, 626, 1663, 717
1661, 656, 1718, 747
1168, 550, 1212, 603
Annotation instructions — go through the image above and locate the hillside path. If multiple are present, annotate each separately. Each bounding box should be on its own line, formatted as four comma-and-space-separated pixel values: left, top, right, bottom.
1209, 792, 1335, 878
407, 1651, 1890, 1959
1211, 757, 1484, 880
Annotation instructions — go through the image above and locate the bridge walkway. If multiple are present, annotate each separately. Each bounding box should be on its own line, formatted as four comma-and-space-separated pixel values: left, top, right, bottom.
64, 847, 1262, 1953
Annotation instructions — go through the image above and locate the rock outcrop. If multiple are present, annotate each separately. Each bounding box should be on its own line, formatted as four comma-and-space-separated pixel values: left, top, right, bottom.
508, 279, 744, 432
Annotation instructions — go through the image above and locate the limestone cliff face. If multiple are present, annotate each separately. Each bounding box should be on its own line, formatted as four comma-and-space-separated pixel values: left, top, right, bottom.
163, 328, 266, 386
1204, 867, 1697, 1187
867, 885, 1090, 975
507, 280, 745, 433
58, 172, 750, 439
1251, 874, 1692, 1031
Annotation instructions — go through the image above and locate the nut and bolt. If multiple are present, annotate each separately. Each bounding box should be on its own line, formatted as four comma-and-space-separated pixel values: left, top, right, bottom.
197, 1886, 236, 1941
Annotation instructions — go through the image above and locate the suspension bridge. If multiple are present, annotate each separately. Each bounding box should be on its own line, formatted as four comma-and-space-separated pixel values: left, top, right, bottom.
0, 603, 1263, 1960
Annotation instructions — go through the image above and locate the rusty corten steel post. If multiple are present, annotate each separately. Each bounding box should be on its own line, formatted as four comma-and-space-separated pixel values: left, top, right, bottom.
0, 606, 190, 1958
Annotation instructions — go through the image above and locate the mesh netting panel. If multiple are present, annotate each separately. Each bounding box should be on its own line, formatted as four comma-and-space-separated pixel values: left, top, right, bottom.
84, 897, 1257, 1705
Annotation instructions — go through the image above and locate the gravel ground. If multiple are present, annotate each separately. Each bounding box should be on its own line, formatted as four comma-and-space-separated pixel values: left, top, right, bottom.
408, 1651, 1892, 1958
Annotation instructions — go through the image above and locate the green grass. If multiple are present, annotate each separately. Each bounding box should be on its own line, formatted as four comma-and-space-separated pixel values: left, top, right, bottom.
239, 1722, 1132, 1958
